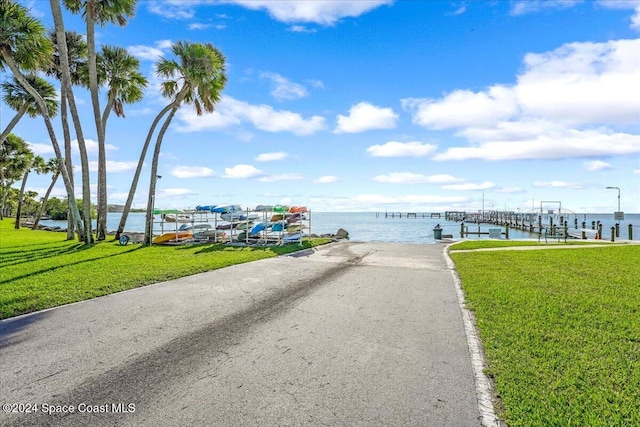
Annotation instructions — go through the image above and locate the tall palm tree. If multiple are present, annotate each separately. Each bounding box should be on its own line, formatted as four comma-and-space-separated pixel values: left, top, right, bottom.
0, 133, 31, 220
15, 155, 45, 229
0, 75, 58, 144
90, 44, 146, 240
143, 41, 227, 244
45, 29, 87, 240
31, 157, 61, 229
63, 0, 137, 241
116, 42, 226, 239
49, 0, 94, 242
0, 0, 85, 239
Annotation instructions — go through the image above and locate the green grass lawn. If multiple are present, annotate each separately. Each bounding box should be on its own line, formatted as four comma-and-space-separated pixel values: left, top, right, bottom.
450, 244, 640, 426
0, 219, 330, 319
450, 239, 615, 251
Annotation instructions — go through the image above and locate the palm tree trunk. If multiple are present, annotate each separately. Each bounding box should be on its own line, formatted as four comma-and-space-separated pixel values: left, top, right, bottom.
84, 0, 107, 241
50, 0, 93, 243
31, 171, 59, 229
14, 169, 29, 229
61, 92, 76, 240
0, 49, 85, 238
0, 185, 10, 220
144, 106, 179, 245
0, 107, 27, 144
115, 102, 177, 239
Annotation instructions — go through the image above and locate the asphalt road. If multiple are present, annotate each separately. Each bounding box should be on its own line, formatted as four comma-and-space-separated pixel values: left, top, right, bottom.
1, 241, 481, 426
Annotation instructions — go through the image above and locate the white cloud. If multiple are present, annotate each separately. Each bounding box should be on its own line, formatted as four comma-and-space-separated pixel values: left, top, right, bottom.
189, 23, 212, 30
175, 96, 326, 136
366, 141, 437, 157
510, 0, 583, 16
335, 102, 398, 133
146, 1, 195, 19
635, 169, 640, 175
517, 39, 640, 125
88, 160, 137, 173
288, 25, 317, 33
171, 165, 215, 178
127, 40, 172, 62
147, 0, 391, 25
597, 1, 640, 30
27, 143, 54, 156
70, 139, 118, 155
407, 38, 640, 162
402, 86, 518, 129
534, 180, 583, 189
313, 175, 338, 183
222, 164, 264, 179
585, 160, 611, 171
158, 188, 198, 198
230, 0, 392, 25
373, 172, 463, 185
433, 129, 640, 161
260, 72, 308, 100
258, 173, 304, 182
255, 152, 288, 162
442, 181, 495, 191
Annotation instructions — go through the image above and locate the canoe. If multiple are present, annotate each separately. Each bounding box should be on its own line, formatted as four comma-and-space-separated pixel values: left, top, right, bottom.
285, 224, 307, 233
211, 204, 242, 214
153, 231, 193, 244
216, 222, 240, 230
282, 232, 306, 242
195, 205, 216, 211
221, 212, 259, 221
270, 214, 284, 221
272, 205, 290, 213
250, 222, 267, 234
271, 221, 287, 232
289, 206, 307, 213
286, 213, 301, 223
236, 221, 255, 230
179, 223, 209, 230
254, 205, 273, 212
163, 213, 192, 223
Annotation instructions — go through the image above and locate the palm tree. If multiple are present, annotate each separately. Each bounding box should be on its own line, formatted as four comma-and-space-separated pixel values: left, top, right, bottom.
31, 157, 62, 229
49, 0, 94, 243
0, 133, 31, 220
0, 0, 85, 240
0, 75, 58, 144
15, 155, 45, 229
143, 41, 227, 244
116, 42, 226, 239
45, 29, 87, 240
91, 44, 146, 240
63, 0, 137, 241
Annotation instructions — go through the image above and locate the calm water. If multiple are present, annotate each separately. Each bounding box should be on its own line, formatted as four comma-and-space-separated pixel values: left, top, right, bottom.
39, 212, 640, 244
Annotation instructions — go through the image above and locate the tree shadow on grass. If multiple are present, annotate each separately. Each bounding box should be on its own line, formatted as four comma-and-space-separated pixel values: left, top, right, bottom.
0, 245, 145, 287
0, 241, 96, 269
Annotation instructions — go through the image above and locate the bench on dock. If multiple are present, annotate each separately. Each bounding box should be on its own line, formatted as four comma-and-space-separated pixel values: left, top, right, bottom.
539, 227, 567, 243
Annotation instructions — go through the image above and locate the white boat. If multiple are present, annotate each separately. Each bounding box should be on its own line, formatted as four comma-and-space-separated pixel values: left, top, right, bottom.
163, 213, 192, 223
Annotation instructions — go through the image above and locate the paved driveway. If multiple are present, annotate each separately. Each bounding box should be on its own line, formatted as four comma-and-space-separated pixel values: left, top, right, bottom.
1, 241, 482, 426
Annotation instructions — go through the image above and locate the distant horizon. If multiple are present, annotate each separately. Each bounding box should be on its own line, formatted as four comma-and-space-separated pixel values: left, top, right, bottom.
11, 1, 640, 214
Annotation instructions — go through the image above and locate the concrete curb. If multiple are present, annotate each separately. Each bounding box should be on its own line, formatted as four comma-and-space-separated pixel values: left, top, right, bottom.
443, 244, 503, 427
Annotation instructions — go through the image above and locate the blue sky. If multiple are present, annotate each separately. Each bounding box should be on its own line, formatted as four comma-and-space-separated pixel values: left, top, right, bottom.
7, 0, 640, 213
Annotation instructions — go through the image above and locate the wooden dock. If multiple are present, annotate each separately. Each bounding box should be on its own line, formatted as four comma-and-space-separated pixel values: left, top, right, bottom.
377, 212, 441, 219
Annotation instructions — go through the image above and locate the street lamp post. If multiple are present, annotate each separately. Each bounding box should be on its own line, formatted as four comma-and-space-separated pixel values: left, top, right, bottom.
605, 186, 621, 237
